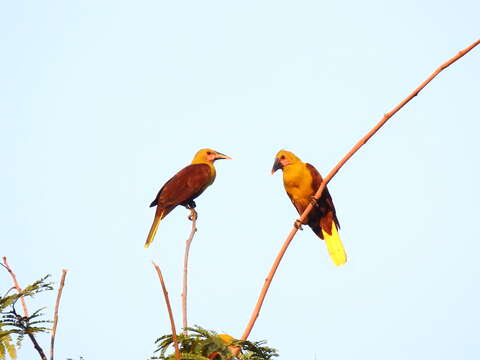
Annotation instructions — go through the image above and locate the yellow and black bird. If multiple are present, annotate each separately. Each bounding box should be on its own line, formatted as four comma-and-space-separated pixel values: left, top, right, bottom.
272, 150, 347, 266
145, 148, 231, 248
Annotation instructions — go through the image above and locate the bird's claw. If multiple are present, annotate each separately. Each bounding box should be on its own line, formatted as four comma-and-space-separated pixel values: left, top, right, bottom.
186, 200, 197, 210
188, 209, 198, 221
294, 219, 303, 230
310, 196, 319, 207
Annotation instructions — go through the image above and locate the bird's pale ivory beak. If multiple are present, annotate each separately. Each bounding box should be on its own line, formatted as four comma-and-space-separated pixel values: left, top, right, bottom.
214, 152, 232, 160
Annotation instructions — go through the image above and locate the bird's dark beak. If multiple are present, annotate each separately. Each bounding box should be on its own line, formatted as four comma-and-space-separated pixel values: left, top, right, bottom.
214, 152, 232, 160
271, 158, 282, 174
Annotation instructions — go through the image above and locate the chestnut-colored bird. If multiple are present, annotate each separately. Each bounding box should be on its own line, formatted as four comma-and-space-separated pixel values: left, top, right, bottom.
272, 150, 347, 266
145, 148, 231, 248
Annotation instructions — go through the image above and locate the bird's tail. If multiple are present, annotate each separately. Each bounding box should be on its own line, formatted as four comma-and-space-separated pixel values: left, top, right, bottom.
144, 210, 165, 248
321, 222, 347, 266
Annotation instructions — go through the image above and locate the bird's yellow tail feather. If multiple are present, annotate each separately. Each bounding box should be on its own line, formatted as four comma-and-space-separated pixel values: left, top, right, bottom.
144, 211, 164, 248
322, 222, 347, 266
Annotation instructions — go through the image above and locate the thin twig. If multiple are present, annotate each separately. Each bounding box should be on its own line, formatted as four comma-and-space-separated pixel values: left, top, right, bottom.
50, 269, 68, 360
182, 209, 198, 335
2, 256, 47, 360
241, 39, 480, 341
2, 256, 29, 317
27, 333, 48, 360
152, 261, 181, 360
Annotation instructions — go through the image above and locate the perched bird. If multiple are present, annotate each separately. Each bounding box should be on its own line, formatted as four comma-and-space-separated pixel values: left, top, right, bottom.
271, 150, 347, 266
208, 334, 238, 359
145, 148, 231, 248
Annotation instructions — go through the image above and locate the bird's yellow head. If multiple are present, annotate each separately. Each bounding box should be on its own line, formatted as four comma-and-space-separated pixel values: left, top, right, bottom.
271, 150, 302, 174
191, 148, 232, 164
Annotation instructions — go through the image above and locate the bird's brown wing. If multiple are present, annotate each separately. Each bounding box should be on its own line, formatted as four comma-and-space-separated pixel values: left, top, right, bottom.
150, 163, 212, 210
305, 163, 340, 237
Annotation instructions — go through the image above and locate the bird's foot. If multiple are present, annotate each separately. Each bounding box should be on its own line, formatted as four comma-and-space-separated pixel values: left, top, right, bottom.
188, 208, 198, 221
294, 219, 303, 230
186, 200, 197, 210
310, 196, 319, 208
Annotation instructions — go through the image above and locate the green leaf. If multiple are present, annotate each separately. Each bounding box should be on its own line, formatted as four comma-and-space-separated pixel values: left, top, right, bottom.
5, 340, 16, 360
0, 334, 17, 360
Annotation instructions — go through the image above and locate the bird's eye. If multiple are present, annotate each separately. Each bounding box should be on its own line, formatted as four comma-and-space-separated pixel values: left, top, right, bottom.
207, 151, 211, 155
280, 155, 285, 160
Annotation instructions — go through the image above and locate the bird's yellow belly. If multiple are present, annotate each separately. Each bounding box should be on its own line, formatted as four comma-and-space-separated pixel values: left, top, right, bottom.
283, 167, 313, 205
287, 186, 309, 203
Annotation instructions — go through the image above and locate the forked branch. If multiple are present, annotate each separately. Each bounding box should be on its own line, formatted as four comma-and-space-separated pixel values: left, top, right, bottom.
241, 39, 480, 341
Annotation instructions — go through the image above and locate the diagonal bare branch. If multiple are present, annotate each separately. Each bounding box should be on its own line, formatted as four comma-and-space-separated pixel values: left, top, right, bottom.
2, 256, 29, 317
241, 39, 480, 341
152, 261, 181, 360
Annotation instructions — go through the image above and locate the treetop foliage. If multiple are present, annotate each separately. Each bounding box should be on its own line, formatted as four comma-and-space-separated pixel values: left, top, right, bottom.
152, 326, 278, 360
0, 275, 52, 360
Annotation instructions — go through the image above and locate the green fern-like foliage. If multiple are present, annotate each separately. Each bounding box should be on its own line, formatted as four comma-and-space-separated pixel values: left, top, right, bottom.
151, 326, 278, 360
0, 333, 16, 360
0, 276, 53, 359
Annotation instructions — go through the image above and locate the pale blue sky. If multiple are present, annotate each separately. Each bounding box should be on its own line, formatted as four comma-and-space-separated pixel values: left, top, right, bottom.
1, 1, 479, 359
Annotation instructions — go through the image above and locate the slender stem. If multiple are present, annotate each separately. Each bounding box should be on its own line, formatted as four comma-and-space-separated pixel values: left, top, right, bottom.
152, 261, 181, 360
2, 256, 29, 317
50, 269, 68, 360
182, 209, 198, 335
240, 39, 480, 341
27, 333, 48, 360
2, 256, 47, 360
